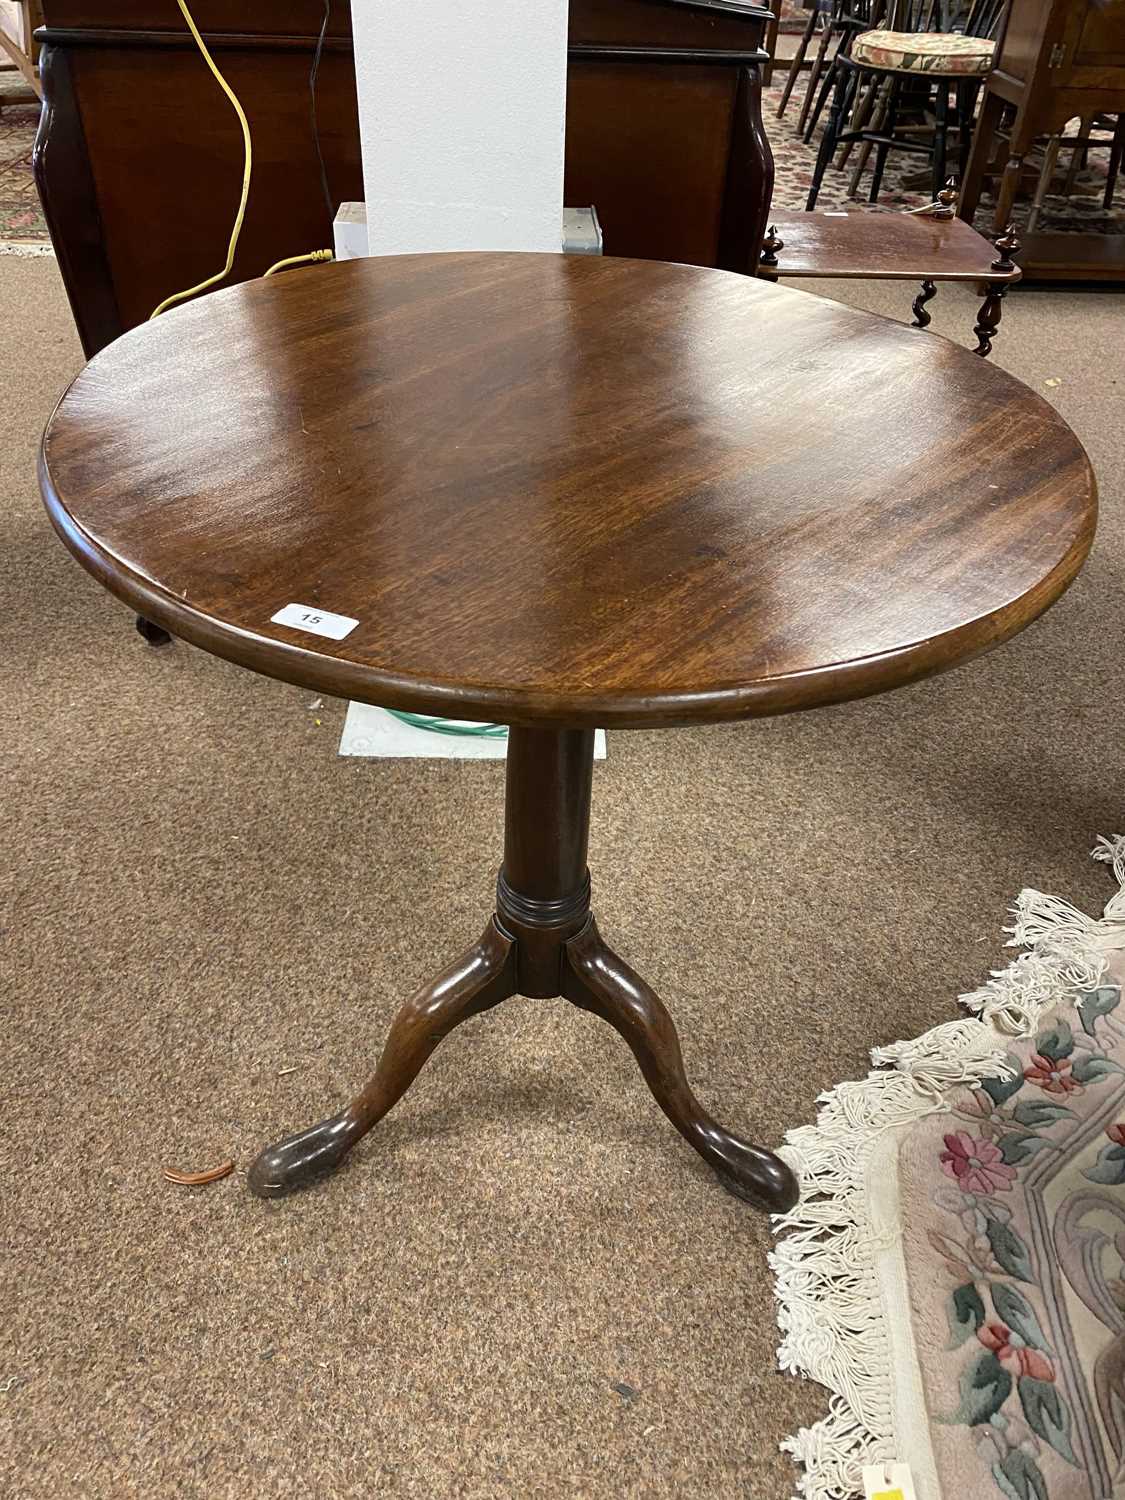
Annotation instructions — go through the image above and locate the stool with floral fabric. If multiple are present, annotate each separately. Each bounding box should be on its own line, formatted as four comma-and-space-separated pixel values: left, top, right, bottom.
805, 0, 1008, 208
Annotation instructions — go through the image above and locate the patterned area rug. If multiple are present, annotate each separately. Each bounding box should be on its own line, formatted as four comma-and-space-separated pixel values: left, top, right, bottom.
772, 840, 1125, 1500
765, 75, 1125, 237
779, 0, 812, 34
0, 97, 48, 245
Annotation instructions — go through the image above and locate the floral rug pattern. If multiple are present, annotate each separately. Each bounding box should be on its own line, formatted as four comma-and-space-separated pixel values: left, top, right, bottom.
778, 0, 813, 35
772, 845, 1125, 1500
901, 964, 1125, 1498
0, 100, 46, 242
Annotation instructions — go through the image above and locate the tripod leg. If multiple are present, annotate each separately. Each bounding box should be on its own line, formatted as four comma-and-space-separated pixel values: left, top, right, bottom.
248, 921, 517, 1197
562, 919, 798, 1213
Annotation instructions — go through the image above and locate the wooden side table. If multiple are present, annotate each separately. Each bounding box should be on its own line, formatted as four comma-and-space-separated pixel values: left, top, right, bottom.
757, 209, 1022, 356
38, 254, 1095, 1214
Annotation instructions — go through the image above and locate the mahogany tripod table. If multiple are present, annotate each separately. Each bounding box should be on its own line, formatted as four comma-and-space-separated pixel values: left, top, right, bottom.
39, 253, 1096, 1214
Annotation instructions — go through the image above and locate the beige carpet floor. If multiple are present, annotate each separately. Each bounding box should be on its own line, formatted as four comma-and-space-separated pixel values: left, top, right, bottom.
2, 255, 1124, 1500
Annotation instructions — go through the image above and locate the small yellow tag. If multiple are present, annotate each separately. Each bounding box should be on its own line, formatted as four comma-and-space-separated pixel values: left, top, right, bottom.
862, 1463, 917, 1500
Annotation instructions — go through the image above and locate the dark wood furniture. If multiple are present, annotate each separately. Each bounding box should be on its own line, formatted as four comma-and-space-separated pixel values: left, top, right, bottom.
33, 0, 774, 359
960, 0, 1125, 279
792, 0, 885, 137
799, 0, 887, 146
804, 0, 1008, 210
39, 253, 1096, 1211
757, 205, 1022, 353
1024, 110, 1124, 226
776, 0, 832, 122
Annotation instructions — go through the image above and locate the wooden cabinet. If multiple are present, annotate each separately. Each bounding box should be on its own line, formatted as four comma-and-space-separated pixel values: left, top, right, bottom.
34, 0, 772, 355
961, 0, 1125, 279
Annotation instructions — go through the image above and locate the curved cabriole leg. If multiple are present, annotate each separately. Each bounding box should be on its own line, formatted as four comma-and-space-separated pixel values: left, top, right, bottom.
911, 279, 938, 329
247, 921, 517, 1197
562, 917, 799, 1213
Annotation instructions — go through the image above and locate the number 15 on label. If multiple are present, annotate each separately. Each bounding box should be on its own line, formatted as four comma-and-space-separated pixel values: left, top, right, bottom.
270, 602, 359, 641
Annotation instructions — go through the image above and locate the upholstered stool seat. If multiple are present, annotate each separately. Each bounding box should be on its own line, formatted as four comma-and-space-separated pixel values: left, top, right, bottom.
851, 29, 995, 75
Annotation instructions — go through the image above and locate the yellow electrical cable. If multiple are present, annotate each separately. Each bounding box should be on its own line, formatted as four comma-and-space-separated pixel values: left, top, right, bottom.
263, 249, 335, 276
149, 0, 252, 319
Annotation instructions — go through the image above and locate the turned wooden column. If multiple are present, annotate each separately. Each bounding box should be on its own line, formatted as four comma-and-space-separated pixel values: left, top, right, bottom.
497, 728, 595, 997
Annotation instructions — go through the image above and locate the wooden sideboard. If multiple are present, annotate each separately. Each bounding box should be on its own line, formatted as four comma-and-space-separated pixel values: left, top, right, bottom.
960, 0, 1125, 279
34, 0, 773, 356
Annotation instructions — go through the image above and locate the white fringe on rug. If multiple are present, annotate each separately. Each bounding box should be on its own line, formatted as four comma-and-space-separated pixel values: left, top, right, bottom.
770, 837, 1125, 1500
0, 241, 54, 258
962, 834, 1125, 1035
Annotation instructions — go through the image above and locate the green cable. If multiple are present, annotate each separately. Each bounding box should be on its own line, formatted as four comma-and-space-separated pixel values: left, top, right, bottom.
385, 709, 508, 739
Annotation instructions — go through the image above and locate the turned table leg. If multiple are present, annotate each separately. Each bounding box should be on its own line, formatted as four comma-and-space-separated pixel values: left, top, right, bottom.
974, 226, 1020, 359
248, 726, 798, 1214
973, 284, 1007, 358
912, 279, 938, 329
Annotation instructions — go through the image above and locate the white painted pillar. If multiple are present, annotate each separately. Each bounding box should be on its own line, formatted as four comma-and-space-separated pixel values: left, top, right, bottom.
350, 1, 569, 256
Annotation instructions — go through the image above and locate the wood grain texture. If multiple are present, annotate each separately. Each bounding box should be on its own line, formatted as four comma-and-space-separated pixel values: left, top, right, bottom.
717, 63, 774, 274
40, 252, 1097, 729
37, 0, 771, 348
565, 61, 736, 268
41, 0, 770, 37
566, 0, 771, 50
758, 212, 1023, 283
39, 0, 354, 32
61, 41, 363, 337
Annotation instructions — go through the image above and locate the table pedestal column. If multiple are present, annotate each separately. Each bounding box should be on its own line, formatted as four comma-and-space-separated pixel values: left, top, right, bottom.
247, 729, 799, 1214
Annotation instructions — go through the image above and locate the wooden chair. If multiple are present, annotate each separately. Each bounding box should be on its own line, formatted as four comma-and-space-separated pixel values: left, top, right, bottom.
764, 0, 783, 86
0, 1, 42, 98
776, 0, 833, 118
798, 0, 886, 139
805, 0, 1006, 209
1026, 112, 1124, 230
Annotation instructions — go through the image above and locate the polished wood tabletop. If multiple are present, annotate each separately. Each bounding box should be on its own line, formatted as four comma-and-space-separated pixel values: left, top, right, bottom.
759, 212, 1023, 282
37, 251, 1099, 1211
40, 252, 1096, 728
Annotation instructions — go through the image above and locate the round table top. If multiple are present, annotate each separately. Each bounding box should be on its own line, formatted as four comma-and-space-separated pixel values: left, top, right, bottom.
40, 252, 1096, 728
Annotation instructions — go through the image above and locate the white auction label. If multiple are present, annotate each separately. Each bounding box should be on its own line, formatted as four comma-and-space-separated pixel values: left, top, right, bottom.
270, 602, 359, 641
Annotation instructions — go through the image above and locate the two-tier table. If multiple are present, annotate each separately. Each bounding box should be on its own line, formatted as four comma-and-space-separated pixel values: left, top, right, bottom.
39, 253, 1096, 1213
